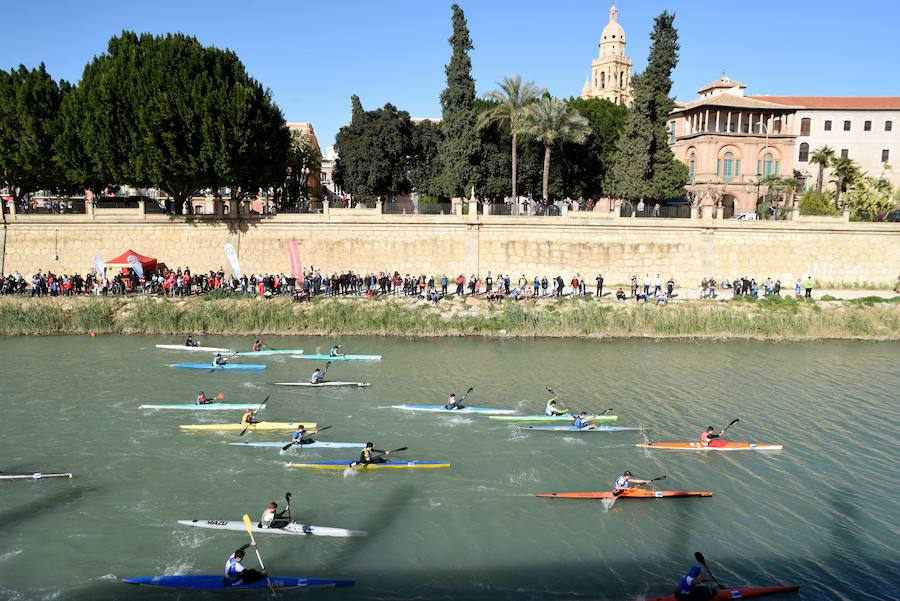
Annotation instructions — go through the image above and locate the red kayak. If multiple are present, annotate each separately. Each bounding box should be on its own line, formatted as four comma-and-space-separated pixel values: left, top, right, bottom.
536, 488, 712, 499
642, 585, 799, 600
636, 442, 783, 451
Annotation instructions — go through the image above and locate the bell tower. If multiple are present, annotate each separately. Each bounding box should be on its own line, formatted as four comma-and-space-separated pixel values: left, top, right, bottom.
581, 3, 634, 106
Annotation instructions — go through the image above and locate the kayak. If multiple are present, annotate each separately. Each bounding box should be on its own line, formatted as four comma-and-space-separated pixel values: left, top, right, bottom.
535, 488, 712, 499
236, 349, 304, 357
0, 472, 72, 481
290, 460, 451, 470
637, 442, 784, 451
155, 344, 232, 353
171, 363, 266, 371
273, 381, 370, 388
178, 519, 367, 538
392, 404, 516, 415
181, 421, 316, 431
528, 425, 644, 432
291, 354, 381, 361
489, 414, 617, 423
642, 585, 799, 600
140, 403, 264, 411
229, 441, 365, 449
123, 575, 354, 591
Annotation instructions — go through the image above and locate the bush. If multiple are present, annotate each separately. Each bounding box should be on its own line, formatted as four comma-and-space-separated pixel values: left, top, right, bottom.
798, 190, 839, 216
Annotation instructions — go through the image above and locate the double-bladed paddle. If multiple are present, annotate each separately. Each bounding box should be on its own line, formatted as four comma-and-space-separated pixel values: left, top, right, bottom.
239, 396, 270, 436
453, 387, 474, 410
242, 514, 273, 592
209, 351, 239, 373
261, 341, 277, 351
545, 386, 569, 415
720, 419, 740, 435
349, 446, 407, 468
694, 551, 724, 589
281, 425, 332, 451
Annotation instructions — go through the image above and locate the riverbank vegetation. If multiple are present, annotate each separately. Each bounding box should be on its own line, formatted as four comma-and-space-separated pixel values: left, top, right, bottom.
1, 295, 897, 340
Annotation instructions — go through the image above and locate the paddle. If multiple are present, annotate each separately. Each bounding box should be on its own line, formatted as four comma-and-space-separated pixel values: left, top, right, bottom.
545, 386, 569, 415
694, 551, 724, 589
720, 418, 740, 435
209, 351, 239, 373
239, 396, 270, 436
350, 446, 407, 468
281, 425, 332, 451
242, 514, 273, 592
452, 387, 474, 410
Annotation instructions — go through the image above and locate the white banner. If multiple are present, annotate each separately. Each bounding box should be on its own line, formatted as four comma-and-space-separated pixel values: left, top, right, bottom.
126, 254, 144, 278
224, 243, 241, 278
91, 252, 105, 277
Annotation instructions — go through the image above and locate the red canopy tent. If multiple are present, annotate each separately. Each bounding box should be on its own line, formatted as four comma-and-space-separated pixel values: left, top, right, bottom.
104, 249, 158, 272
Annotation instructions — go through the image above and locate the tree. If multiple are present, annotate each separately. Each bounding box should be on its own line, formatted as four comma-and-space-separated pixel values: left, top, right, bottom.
565, 97, 628, 198
476, 75, 543, 200
58, 31, 287, 213
408, 119, 443, 197
607, 11, 687, 202
845, 174, 896, 221
522, 96, 590, 203
437, 4, 480, 199
0, 64, 64, 204
829, 156, 860, 208
279, 130, 322, 207
809, 145, 835, 194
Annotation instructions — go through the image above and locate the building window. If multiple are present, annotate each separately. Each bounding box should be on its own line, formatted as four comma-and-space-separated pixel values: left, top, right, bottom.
882, 149, 890, 163
194, 204, 204, 214
864, 120, 872, 131
722, 152, 735, 182
321, 171, 328, 183
668, 121, 676, 144
840, 148, 849, 158
800, 118, 811, 136
843, 120, 851, 131
716, 159, 721, 176
689, 152, 695, 181
758, 152, 779, 177
798, 142, 809, 162
887, 120, 893, 132
736, 159, 741, 176
824, 120, 832, 131
600, 72, 605, 89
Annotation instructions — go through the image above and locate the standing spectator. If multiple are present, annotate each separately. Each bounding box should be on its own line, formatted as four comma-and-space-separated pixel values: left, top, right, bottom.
485, 272, 493, 293
642, 274, 651, 296
794, 279, 802, 298
570, 274, 580, 297
455, 274, 464, 296
804, 276, 814, 299
630, 275, 638, 298
666, 277, 675, 298
533, 276, 540, 296
440, 275, 448, 295
595, 274, 604, 298
654, 273, 663, 295
637, 198, 645, 215
541, 276, 549, 297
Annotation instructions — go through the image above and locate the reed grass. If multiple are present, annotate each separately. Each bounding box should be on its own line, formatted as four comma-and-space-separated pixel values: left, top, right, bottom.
0, 295, 897, 340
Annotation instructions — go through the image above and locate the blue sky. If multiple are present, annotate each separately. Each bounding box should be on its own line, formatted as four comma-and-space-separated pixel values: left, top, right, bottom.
2, 0, 896, 149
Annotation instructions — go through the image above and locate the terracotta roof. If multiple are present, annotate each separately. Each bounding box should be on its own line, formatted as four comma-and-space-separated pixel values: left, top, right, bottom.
697, 76, 746, 94
671, 94, 796, 113
748, 96, 900, 110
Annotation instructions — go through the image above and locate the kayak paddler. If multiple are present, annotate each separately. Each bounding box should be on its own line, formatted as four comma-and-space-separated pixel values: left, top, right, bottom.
252, 340, 263, 352
212, 353, 228, 367
224, 542, 267, 587
545, 399, 566, 417
673, 564, 713, 600
185, 335, 198, 347
700, 426, 725, 448
310, 365, 328, 384
329, 344, 344, 357
612, 470, 652, 496
241, 409, 261, 426
196, 391, 213, 405
359, 442, 390, 465
444, 393, 463, 410
260, 500, 290, 529
291, 425, 315, 445
574, 411, 595, 430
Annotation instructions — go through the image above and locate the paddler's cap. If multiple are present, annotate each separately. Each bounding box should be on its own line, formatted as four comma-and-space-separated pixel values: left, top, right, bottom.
623, 470, 633, 477
365, 442, 374, 447
688, 566, 701, 577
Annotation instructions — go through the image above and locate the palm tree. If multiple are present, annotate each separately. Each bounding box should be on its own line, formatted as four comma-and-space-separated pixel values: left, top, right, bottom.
522, 96, 590, 204
809, 146, 835, 194
476, 75, 543, 201
829, 156, 860, 208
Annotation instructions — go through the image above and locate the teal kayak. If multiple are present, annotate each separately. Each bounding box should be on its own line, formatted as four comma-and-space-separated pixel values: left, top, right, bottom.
170, 363, 266, 371
236, 349, 304, 357
489, 414, 617, 423
140, 403, 264, 411
528, 425, 645, 432
290, 353, 381, 361
123, 575, 354, 590
392, 404, 516, 415
229, 441, 364, 449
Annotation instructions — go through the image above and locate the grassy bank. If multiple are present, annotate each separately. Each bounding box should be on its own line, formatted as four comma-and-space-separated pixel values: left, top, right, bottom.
1, 294, 899, 340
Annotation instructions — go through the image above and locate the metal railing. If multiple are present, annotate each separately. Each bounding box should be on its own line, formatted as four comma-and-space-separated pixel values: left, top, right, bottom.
621, 204, 691, 218
418, 203, 453, 215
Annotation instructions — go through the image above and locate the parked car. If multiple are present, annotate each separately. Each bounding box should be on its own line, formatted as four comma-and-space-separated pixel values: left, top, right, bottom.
731, 212, 759, 220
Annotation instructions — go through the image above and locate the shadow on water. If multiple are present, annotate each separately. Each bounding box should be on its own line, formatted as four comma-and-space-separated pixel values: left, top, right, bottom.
0, 482, 103, 530
332, 484, 417, 567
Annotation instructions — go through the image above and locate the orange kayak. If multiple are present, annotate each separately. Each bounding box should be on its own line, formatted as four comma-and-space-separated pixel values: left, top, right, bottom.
642, 585, 799, 600
636, 442, 783, 451
536, 488, 712, 499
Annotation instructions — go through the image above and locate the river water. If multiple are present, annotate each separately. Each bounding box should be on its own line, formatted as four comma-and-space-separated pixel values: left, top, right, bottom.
0, 336, 897, 601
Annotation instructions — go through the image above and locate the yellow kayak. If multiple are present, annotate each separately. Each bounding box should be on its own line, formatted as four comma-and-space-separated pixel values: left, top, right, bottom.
180, 421, 316, 432
289, 460, 450, 470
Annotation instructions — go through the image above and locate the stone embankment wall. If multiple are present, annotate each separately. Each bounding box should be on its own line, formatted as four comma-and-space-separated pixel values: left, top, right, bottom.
2, 211, 899, 285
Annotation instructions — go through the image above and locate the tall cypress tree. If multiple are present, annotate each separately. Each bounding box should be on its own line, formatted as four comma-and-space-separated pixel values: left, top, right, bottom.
437, 4, 480, 198
608, 11, 687, 202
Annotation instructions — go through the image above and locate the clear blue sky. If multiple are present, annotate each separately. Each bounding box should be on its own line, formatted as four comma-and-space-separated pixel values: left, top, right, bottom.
2, 0, 896, 149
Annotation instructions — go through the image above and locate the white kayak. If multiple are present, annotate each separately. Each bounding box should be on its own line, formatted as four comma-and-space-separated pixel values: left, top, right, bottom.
0, 472, 73, 481
273, 381, 371, 388
156, 344, 232, 353
228, 441, 365, 449
392, 404, 516, 415
178, 519, 367, 538
236, 349, 305, 357
140, 403, 264, 411
290, 354, 382, 361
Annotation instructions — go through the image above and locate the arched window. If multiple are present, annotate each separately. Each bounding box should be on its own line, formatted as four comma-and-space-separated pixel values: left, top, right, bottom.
689, 152, 696, 181
620, 72, 624, 87
600, 72, 605, 89
798, 143, 809, 162
758, 152, 780, 177
722, 152, 735, 182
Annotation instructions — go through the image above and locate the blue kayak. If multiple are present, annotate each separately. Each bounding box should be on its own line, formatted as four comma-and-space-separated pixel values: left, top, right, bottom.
123, 575, 353, 590
170, 363, 267, 371
392, 404, 516, 415
528, 425, 645, 432
290, 353, 381, 361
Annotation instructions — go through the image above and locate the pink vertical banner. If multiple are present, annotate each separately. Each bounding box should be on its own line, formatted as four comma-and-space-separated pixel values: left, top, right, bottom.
285, 239, 303, 284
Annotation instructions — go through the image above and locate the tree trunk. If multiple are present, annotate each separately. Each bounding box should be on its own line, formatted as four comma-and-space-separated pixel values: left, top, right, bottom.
511, 131, 517, 201
816, 164, 824, 194
542, 144, 551, 203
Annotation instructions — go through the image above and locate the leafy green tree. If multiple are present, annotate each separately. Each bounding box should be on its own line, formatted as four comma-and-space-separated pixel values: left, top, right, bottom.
476, 75, 543, 200
829, 156, 860, 208
280, 130, 322, 206
798, 190, 839, 216
58, 31, 286, 213
522, 96, 590, 203
564, 97, 628, 198
437, 4, 480, 198
0, 64, 64, 203
809, 145, 835, 194
846, 174, 896, 221
408, 119, 444, 197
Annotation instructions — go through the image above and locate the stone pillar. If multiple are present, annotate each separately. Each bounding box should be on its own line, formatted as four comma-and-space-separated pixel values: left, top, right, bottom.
323, 199, 330, 215
376, 200, 383, 213
213, 198, 224, 216
715, 205, 724, 220
454, 198, 463, 216
701, 204, 714, 221
690, 204, 700, 219
6, 199, 16, 216
225, 199, 238, 215
483, 202, 492, 216
85, 199, 94, 217
841, 209, 850, 222
561, 203, 569, 218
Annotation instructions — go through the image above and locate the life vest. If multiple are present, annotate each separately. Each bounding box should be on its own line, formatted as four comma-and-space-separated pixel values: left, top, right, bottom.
701, 431, 713, 445
678, 574, 696, 595
545, 403, 558, 416
225, 554, 244, 584
253, 343, 262, 352
260, 510, 275, 528
574, 417, 589, 429
614, 475, 630, 489
360, 448, 372, 462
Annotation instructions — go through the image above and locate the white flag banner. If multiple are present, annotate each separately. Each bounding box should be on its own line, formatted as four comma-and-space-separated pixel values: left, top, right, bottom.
91, 252, 105, 277
224, 243, 241, 278
126, 254, 144, 278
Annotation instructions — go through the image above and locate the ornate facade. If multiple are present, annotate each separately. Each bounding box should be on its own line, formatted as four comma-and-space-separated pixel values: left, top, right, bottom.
580, 4, 633, 106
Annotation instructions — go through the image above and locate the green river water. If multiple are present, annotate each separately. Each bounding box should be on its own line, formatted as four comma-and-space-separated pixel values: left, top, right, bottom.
1, 336, 897, 601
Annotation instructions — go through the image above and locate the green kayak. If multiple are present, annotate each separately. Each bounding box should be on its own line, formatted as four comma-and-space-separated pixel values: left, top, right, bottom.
488, 414, 617, 423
